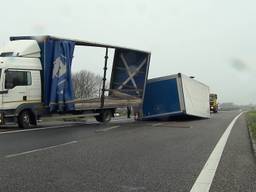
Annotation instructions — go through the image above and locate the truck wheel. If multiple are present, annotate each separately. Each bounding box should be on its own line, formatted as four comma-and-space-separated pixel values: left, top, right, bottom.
18, 110, 33, 129
95, 110, 112, 123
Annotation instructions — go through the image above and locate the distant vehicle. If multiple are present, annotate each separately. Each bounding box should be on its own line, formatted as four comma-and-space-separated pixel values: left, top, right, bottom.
209, 93, 218, 113
0, 36, 151, 128
142, 73, 210, 120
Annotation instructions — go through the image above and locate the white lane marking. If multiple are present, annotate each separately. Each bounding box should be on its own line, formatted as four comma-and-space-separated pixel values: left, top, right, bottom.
95, 125, 121, 133
0, 123, 86, 135
5, 140, 78, 158
190, 112, 244, 192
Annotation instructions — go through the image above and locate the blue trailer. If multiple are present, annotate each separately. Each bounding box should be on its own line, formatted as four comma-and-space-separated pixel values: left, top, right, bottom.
142, 73, 210, 120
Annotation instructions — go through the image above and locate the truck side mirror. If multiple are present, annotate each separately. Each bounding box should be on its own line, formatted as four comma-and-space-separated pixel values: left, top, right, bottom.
5, 70, 14, 89
5, 82, 14, 89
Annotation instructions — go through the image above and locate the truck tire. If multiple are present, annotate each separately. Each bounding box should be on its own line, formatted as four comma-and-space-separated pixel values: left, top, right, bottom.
18, 110, 33, 129
95, 110, 112, 123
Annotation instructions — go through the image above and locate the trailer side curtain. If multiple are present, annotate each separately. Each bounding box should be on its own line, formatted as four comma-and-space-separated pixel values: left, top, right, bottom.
49, 40, 75, 112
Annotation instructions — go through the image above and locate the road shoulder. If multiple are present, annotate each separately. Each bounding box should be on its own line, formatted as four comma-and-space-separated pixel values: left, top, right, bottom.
246, 111, 256, 156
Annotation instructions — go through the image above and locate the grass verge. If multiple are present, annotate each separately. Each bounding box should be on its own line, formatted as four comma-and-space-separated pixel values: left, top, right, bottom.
246, 111, 256, 140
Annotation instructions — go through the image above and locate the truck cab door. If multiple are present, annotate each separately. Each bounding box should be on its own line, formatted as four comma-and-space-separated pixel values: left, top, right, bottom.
2, 70, 31, 109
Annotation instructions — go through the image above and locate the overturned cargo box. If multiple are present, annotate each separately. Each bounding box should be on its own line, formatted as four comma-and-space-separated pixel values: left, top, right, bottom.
142, 73, 210, 119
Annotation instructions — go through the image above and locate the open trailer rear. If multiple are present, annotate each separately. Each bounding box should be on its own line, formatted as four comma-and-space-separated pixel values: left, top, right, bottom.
0, 35, 150, 128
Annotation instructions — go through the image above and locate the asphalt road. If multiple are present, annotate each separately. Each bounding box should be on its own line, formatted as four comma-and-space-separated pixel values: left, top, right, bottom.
0, 110, 255, 192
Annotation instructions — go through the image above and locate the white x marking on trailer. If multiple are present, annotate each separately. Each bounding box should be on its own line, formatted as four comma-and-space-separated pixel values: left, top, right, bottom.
118, 54, 147, 95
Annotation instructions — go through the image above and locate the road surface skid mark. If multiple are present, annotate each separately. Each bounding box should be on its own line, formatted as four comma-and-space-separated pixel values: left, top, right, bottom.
119, 185, 146, 191
5, 141, 78, 158
190, 112, 244, 192
95, 125, 121, 133
152, 122, 191, 128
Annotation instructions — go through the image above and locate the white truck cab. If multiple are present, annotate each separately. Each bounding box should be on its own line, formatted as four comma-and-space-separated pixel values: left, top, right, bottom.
0, 40, 42, 127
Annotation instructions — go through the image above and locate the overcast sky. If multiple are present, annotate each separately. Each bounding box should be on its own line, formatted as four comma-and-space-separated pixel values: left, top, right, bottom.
0, 0, 256, 105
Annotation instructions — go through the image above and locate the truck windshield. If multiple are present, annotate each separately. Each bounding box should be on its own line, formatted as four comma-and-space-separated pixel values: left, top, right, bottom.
0, 52, 16, 57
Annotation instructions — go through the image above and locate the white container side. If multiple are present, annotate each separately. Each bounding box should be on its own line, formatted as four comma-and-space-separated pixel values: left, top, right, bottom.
181, 74, 210, 118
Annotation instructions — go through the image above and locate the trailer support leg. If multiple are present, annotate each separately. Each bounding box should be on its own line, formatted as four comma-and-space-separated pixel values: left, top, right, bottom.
101, 48, 108, 108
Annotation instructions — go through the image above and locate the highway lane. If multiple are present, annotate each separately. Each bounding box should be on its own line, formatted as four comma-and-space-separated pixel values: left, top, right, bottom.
210, 113, 256, 191
0, 110, 253, 192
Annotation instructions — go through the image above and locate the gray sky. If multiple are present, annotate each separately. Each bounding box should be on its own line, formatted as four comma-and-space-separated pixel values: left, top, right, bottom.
1, 0, 256, 105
